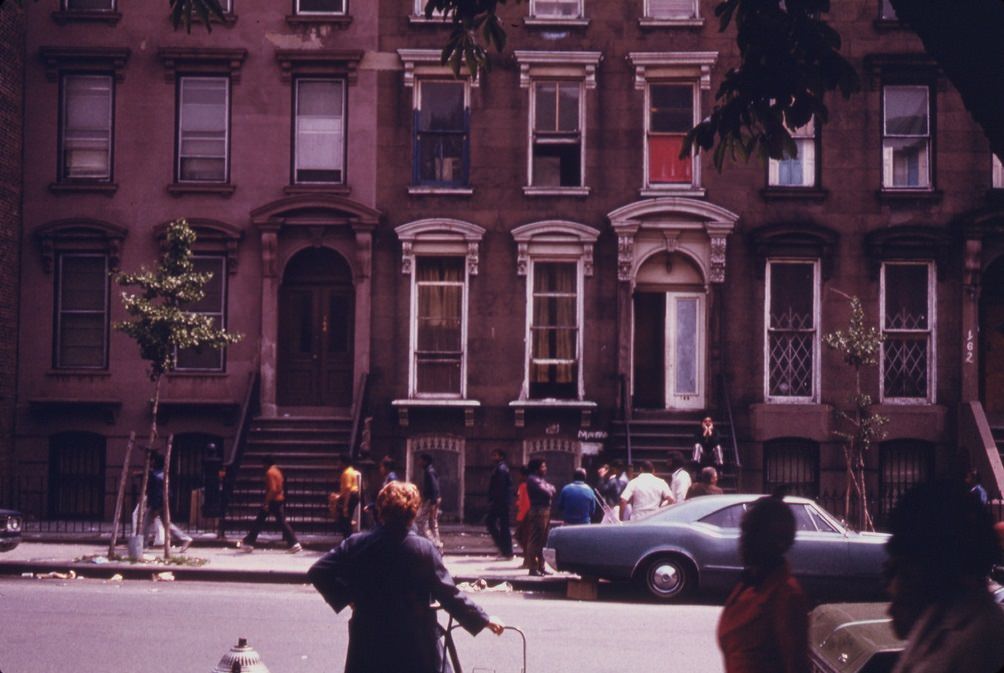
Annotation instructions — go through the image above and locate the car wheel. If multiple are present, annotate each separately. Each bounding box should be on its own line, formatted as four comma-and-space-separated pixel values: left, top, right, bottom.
639, 554, 692, 601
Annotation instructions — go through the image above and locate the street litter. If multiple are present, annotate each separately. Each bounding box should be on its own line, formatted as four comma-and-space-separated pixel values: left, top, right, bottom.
109, 574, 124, 582
152, 571, 175, 582
35, 570, 77, 580
457, 578, 513, 593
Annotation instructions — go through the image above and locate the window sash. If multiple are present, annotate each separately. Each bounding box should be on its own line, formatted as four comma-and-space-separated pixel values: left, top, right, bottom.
531, 82, 582, 187
647, 0, 697, 18
645, 83, 696, 187
531, 0, 582, 17
529, 261, 579, 397
995, 155, 1004, 189
765, 261, 818, 401
412, 257, 467, 396
882, 86, 931, 188
881, 262, 933, 401
296, 0, 345, 14
178, 77, 229, 183
61, 75, 113, 181
295, 79, 346, 184
56, 254, 108, 369
414, 81, 469, 187
176, 256, 227, 371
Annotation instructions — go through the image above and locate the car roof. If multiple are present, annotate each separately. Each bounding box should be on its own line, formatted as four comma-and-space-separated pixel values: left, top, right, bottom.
641, 493, 818, 523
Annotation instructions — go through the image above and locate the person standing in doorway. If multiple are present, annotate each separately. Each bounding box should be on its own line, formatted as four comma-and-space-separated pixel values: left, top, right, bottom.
417, 453, 443, 552
524, 458, 556, 576
237, 455, 302, 553
486, 449, 514, 559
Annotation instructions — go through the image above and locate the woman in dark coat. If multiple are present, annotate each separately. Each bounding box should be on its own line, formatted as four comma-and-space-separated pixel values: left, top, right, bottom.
309, 481, 504, 673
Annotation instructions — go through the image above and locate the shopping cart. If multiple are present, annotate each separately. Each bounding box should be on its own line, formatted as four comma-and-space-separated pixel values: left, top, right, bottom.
439, 614, 527, 673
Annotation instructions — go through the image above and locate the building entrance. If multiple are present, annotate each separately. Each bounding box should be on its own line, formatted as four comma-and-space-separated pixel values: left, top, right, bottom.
981, 257, 1004, 418
277, 247, 354, 407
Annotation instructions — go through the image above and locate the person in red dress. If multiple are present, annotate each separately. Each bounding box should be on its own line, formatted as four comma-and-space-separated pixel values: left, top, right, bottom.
717, 494, 810, 673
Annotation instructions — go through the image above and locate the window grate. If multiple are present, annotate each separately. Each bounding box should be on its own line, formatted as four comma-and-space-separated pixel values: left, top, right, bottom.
883, 337, 928, 398
769, 332, 814, 397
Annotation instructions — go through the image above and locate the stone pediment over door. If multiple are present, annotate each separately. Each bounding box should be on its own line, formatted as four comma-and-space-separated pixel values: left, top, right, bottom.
606, 197, 739, 286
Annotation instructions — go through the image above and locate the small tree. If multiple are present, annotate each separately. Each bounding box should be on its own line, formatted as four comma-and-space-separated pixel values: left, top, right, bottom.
823, 293, 887, 531
114, 219, 241, 556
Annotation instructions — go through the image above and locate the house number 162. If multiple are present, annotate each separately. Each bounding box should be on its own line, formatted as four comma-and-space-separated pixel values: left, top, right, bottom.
966, 330, 975, 364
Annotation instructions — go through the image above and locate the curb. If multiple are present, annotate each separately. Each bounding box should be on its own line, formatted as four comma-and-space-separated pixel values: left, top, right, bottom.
0, 559, 568, 593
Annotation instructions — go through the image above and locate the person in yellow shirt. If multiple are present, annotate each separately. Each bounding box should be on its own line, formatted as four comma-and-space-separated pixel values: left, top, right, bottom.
334, 453, 361, 538
237, 455, 301, 553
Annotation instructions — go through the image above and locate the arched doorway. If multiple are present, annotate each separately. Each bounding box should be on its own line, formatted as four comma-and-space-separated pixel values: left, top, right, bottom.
632, 251, 707, 410
278, 247, 354, 407
981, 257, 1004, 418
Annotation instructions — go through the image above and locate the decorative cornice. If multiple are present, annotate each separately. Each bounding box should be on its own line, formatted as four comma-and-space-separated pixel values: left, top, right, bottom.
396, 49, 478, 88
513, 50, 602, 89
158, 47, 247, 82
154, 218, 244, 273
511, 220, 599, 277
863, 53, 942, 90
863, 225, 951, 280
275, 49, 363, 84
394, 218, 486, 275
627, 51, 718, 90
748, 221, 840, 279
40, 46, 130, 81
34, 218, 128, 273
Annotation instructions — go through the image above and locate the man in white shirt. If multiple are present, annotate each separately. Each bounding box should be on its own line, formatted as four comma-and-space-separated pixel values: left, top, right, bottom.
668, 453, 692, 505
619, 460, 674, 521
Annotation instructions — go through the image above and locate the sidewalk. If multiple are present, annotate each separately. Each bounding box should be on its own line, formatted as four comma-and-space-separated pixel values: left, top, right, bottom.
0, 527, 571, 592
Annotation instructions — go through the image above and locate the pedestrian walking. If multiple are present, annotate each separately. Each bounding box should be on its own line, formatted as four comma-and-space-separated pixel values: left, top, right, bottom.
363, 455, 400, 525
417, 453, 444, 551
668, 452, 692, 504
693, 416, 724, 469
619, 460, 674, 521
146, 452, 192, 552
885, 480, 1004, 673
486, 449, 514, 559
308, 481, 505, 673
236, 455, 302, 553
717, 493, 810, 673
331, 453, 361, 538
524, 458, 556, 576
687, 466, 724, 499
513, 465, 532, 567
556, 467, 595, 525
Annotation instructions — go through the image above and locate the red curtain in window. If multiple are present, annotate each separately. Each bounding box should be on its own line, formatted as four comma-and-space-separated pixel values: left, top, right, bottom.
649, 134, 691, 184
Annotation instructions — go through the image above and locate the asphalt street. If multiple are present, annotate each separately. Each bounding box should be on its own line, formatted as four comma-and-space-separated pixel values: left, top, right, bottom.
0, 575, 726, 673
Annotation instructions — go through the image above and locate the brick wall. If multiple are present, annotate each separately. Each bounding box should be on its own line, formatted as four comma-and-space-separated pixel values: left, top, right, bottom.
0, 2, 24, 498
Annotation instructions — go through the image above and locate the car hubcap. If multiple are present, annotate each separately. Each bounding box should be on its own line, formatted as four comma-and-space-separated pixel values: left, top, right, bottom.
651, 563, 681, 594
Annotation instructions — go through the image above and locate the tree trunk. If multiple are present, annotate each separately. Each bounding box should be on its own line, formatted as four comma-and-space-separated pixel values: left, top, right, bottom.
108, 432, 136, 557
137, 377, 163, 538
163, 434, 174, 560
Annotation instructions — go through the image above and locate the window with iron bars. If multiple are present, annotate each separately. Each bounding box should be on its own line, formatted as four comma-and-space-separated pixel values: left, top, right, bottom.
765, 261, 818, 401
881, 262, 933, 401
763, 438, 819, 499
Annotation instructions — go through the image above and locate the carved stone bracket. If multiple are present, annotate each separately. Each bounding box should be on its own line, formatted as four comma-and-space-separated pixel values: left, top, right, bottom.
158, 47, 247, 83
400, 241, 414, 275
964, 238, 982, 300
709, 235, 727, 283
354, 230, 373, 281
260, 228, 279, 279
617, 233, 635, 282
517, 242, 530, 276
467, 242, 480, 276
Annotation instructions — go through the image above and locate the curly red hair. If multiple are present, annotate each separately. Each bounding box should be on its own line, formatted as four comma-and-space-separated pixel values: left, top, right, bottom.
377, 481, 422, 528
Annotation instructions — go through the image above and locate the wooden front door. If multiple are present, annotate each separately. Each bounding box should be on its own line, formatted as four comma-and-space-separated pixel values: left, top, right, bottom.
632, 291, 705, 410
981, 259, 1004, 417
278, 248, 354, 407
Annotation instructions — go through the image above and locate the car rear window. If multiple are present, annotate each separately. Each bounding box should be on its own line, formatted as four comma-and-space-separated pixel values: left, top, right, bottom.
700, 503, 747, 529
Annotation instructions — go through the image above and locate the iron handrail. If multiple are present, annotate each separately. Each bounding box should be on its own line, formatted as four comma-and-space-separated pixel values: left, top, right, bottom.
718, 372, 741, 468
619, 373, 634, 467
348, 372, 370, 462
218, 368, 260, 537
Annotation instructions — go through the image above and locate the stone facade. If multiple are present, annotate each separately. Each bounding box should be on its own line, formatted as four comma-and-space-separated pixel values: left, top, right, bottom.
11, 0, 1004, 523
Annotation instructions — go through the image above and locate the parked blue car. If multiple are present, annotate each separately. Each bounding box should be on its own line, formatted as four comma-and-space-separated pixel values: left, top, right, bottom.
543, 494, 889, 601
0, 508, 22, 552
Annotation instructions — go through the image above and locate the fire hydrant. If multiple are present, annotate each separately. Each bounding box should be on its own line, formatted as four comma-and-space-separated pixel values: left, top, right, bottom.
211, 638, 271, 673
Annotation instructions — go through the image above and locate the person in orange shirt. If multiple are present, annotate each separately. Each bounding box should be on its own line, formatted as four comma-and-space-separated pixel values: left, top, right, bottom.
717, 494, 809, 673
333, 453, 361, 538
237, 455, 302, 553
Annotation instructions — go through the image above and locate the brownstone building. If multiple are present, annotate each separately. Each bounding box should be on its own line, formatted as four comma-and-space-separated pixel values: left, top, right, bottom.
9, 0, 1004, 527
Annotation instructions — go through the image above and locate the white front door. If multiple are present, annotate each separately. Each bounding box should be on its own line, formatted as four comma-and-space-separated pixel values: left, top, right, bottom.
665, 293, 704, 410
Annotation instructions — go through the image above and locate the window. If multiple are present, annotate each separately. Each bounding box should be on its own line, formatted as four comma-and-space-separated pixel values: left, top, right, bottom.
414, 80, 468, 187
177, 76, 229, 183
883, 85, 931, 189
879, 0, 897, 19
296, 0, 344, 14
768, 118, 816, 187
994, 154, 1003, 189
55, 254, 108, 369
413, 257, 467, 396
531, 81, 582, 187
530, 0, 581, 18
765, 261, 818, 401
529, 262, 579, 399
60, 75, 113, 182
412, 0, 444, 18
763, 438, 819, 498
646, 0, 698, 19
646, 83, 695, 187
881, 262, 934, 401
700, 503, 748, 529
294, 79, 345, 184
176, 256, 227, 371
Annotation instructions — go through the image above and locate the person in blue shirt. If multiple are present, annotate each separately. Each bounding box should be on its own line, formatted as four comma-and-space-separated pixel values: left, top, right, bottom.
556, 468, 596, 525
